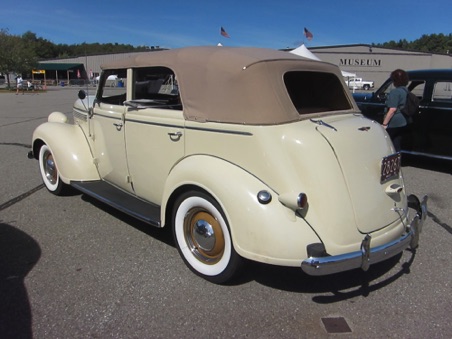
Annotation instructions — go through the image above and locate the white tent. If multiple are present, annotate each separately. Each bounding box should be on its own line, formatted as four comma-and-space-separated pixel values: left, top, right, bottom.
289, 44, 321, 61
290, 44, 356, 78
290, 44, 356, 80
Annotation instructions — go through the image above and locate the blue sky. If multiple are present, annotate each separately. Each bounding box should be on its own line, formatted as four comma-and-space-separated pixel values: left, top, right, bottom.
3, 0, 451, 49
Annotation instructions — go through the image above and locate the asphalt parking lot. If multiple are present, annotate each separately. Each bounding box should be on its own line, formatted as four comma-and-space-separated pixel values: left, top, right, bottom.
1, 87, 451, 338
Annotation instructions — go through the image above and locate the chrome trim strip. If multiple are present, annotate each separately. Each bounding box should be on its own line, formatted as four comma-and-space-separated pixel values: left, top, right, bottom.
126, 118, 184, 129
186, 126, 253, 136
401, 150, 452, 161
425, 104, 452, 111
73, 110, 87, 122
129, 120, 253, 136
301, 195, 428, 276
93, 112, 122, 120
99, 117, 252, 136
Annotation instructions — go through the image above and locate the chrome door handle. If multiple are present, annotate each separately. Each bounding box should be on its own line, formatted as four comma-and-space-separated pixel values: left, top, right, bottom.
113, 122, 123, 131
168, 131, 182, 141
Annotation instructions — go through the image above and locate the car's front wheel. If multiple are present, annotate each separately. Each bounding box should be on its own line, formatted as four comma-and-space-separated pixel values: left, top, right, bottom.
363, 84, 370, 90
39, 144, 67, 195
172, 191, 242, 284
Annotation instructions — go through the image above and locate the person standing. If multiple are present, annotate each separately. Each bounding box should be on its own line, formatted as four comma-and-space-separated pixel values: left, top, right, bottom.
16, 75, 24, 95
381, 69, 409, 152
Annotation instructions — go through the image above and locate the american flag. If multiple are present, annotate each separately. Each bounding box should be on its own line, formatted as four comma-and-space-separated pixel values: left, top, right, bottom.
304, 27, 313, 41
220, 26, 230, 38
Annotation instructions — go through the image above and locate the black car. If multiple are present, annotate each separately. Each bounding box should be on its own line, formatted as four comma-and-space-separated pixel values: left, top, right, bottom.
354, 69, 452, 160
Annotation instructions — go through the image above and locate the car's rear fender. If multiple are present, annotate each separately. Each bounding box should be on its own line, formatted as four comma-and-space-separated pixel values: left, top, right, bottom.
161, 155, 321, 266
31, 113, 100, 184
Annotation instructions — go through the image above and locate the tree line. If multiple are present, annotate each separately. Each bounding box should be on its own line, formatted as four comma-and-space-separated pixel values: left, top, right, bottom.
0, 29, 150, 86
374, 33, 452, 54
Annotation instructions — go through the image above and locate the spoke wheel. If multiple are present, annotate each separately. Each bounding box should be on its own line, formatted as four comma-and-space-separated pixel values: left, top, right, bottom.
173, 191, 242, 284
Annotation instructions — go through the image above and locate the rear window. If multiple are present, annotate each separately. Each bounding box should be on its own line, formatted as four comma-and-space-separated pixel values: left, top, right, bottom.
432, 81, 452, 101
284, 71, 352, 114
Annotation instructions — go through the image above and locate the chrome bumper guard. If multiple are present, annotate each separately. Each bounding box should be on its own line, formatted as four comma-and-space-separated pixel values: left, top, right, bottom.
301, 195, 428, 276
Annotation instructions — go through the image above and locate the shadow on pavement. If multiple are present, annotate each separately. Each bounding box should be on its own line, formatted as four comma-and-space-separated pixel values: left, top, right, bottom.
81, 194, 175, 247
0, 222, 41, 338
234, 250, 416, 302
79, 192, 416, 297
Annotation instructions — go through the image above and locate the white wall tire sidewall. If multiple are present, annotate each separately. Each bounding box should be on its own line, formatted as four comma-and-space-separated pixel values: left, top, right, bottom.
39, 145, 60, 192
175, 196, 232, 277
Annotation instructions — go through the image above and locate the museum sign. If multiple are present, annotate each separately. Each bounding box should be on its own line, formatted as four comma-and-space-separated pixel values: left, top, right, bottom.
340, 59, 381, 67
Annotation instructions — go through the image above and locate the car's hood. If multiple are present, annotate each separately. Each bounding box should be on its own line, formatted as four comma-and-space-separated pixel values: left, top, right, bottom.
278, 114, 406, 247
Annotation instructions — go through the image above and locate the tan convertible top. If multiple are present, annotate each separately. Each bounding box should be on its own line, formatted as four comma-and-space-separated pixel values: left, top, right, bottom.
102, 47, 355, 125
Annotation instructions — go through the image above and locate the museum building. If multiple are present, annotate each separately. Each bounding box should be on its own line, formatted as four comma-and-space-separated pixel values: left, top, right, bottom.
309, 44, 452, 88
35, 44, 451, 88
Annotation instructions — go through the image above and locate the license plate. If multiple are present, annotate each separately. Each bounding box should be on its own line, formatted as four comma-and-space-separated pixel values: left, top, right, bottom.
381, 153, 401, 183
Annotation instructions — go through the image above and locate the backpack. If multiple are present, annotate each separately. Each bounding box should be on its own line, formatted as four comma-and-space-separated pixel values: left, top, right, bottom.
401, 87, 420, 117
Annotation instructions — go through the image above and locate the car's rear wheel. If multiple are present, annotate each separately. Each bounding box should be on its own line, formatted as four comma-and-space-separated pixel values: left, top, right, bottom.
39, 144, 66, 195
172, 191, 242, 284
363, 84, 370, 90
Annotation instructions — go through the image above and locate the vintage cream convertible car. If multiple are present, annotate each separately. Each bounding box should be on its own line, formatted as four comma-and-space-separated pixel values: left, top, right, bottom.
29, 47, 427, 283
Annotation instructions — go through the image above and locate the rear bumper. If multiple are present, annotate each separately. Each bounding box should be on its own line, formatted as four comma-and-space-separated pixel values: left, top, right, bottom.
301, 194, 428, 276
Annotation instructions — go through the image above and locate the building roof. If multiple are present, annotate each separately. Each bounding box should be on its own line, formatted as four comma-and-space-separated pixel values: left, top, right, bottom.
37, 63, 83, 71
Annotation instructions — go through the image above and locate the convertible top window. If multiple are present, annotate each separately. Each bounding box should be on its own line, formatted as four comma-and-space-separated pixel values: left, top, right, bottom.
98, 68, 127, 105
131, 67, 182, 110
284, 71, 352, 114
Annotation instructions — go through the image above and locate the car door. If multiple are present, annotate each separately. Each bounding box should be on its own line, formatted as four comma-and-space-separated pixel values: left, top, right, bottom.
124, 67, 185, 204
91, 69, 133, 192
413, 80, 452, 158
356, 80, 392, 123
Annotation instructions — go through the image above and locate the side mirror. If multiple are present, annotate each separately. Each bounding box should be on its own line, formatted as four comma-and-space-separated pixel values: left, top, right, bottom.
78, 90, 86, 100
376, 92, 386, 101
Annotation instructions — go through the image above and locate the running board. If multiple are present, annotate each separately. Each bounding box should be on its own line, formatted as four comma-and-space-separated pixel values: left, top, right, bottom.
71, 181, 161, 227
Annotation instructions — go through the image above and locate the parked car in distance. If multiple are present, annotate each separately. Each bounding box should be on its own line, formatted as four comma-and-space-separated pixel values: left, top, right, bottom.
353, 69, 452, 161
28, 47, 427, 283
346, 77, 374, 90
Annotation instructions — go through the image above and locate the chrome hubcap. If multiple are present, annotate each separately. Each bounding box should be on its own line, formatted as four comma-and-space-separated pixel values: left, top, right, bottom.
43, 151, 57, 185
193, 219, 215, 251
184, 207, 225, 265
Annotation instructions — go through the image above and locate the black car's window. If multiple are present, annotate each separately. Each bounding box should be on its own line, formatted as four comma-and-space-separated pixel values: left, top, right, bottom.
432, 81, 452, 101
379, 80, 425, 100
130, 67, 182, 110
98, 69, 127, 105
284, 71, 352, 114
407, 80, 425, 99
379, 81, 394, 97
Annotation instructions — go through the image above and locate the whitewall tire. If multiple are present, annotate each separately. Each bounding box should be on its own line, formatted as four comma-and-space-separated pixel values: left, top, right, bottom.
172, 191, 242, 284
39, 144, 66, 195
